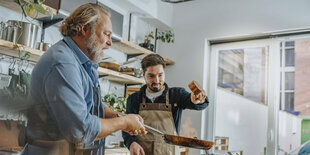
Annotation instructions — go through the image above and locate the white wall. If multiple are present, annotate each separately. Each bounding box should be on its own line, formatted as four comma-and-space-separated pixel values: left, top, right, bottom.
216, 88, 301, 155
216, 88, 268, 154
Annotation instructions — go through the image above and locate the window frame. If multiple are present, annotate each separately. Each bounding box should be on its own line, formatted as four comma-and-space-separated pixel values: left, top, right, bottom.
280, 41, 295, 111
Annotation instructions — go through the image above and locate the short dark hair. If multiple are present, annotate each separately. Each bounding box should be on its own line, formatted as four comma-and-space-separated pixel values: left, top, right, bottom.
141, 54, 166, 72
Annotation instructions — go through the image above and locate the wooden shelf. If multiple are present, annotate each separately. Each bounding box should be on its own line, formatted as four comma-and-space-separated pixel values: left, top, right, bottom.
0, 39, 44, 62
98, 67, 145, 84
0, 39, 145, 84
0, 0, 58, 19
112, 40, 175, 65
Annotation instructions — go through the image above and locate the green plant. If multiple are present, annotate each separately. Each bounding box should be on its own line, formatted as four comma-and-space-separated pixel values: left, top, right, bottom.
144, 31, 154, 44
14, 0, 54, 19
103, 91, 127, 113
156, 30, 175, 43
143, 30, 175, 44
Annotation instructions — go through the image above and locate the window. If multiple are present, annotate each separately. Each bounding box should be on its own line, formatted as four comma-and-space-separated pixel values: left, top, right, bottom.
285, 72, 294, 90
285, 92, 294, 111
285, 49, 295, 67
218, 47, 267, 104
218, 49, 244, 95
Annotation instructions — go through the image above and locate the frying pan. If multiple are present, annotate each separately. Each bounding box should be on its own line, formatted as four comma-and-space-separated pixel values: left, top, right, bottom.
144, 124, 213, 150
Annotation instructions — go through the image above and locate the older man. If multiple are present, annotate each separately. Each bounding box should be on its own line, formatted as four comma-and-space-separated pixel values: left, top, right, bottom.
122, 54, 209, 155
23, 3, 146, 155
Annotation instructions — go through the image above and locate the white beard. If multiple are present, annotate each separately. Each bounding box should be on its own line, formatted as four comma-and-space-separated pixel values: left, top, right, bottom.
91, 50, 104, 64
86, 32, 105, 64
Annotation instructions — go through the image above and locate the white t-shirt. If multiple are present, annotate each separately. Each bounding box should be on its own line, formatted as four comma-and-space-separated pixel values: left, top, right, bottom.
146, 89, 164, 103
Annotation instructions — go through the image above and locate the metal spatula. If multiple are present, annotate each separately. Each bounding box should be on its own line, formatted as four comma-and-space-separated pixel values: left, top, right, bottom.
143, 124, 164, 135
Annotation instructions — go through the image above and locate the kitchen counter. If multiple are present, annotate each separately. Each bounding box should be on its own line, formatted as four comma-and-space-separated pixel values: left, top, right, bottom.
105, 146, 189, 155
105, 147, 130, 155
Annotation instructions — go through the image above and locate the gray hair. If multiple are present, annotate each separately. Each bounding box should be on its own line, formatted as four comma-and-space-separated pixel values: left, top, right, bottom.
59, 3, 110, 37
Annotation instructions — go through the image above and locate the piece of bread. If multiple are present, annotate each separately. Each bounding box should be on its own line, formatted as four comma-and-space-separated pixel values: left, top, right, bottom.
188, 80, 203, 96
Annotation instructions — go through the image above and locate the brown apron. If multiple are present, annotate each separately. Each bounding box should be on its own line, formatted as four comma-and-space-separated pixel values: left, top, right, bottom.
136, 92, 179, 155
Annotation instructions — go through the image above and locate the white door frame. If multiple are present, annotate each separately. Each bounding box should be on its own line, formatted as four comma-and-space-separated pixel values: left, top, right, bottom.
202, 38, 281, 154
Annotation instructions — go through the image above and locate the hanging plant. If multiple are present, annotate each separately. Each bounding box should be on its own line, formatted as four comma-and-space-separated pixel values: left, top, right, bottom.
156, 30, 175, 43
14, 0, 54, 19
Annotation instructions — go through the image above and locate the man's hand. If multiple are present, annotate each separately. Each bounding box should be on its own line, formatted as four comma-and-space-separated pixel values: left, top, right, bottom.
130, 142, 145, 155
104, 107, 121, 118
191, 90, 207, 104
122, 114, 147, 136
96, 114, 146, 140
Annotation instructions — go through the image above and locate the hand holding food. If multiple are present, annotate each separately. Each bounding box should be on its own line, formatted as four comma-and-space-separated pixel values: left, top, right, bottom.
188, 80, 207, 104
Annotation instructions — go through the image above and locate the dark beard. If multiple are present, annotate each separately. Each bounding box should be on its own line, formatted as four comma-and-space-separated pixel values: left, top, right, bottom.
148, 83, 162, 92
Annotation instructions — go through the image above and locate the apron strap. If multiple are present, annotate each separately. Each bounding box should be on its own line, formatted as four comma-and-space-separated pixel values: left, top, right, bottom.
140, 91, 171, 111
142, 91, 169, 106
142, 96, 146, 105
141, 96, 147, 109
165, 92, 169, 106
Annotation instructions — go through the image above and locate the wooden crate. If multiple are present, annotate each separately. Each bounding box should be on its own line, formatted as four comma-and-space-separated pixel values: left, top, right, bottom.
214, 136, 229, 151
125, 87, 140, 98
0, 120, 25, 152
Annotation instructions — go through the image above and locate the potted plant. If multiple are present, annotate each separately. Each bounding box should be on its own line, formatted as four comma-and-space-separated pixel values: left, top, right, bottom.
103, 92, 127, 114
139, 31, 155, 51
139, 30, 175, 51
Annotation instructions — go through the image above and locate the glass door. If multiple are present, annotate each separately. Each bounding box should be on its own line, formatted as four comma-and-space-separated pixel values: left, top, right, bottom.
206, 39, 280, 155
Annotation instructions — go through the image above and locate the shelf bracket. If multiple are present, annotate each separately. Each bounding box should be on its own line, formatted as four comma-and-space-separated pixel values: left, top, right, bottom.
99, 74, 109, 78
37, 14, 65, 29
127, 53, 144, 61
125, 83, 142, 86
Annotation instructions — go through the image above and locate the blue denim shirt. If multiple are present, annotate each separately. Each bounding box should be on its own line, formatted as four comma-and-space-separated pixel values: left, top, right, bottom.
28, 36, 107, 144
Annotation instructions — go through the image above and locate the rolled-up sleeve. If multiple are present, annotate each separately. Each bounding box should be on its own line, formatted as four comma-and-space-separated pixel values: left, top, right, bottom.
44, 63, 100, 144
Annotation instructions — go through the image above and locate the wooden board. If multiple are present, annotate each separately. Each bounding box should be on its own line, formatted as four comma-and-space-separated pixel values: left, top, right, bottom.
125, 87, 140, 98
0, 120, 25, 152
99, 61, 120, 71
